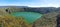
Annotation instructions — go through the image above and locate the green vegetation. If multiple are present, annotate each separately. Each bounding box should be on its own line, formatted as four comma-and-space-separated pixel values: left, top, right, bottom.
34, 12, 57, 27
0, 14, 32, 27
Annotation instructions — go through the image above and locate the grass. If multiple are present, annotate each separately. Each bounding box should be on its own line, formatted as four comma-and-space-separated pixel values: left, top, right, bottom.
0, 14, 32, 27
33, 12, 57, 27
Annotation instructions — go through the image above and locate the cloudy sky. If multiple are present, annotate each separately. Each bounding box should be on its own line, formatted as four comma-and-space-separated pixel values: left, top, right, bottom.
0, 0, 60, 7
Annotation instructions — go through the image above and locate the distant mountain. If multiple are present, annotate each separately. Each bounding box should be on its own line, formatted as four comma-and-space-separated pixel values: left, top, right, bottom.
23, 7, 58, 14
0, 6, 28, 8
0, 6, 60, 14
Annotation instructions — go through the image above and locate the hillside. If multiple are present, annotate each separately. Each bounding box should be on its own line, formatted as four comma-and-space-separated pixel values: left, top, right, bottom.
0, 6, 59, 27
0, 6, 60, 14
34, 12, 58, 27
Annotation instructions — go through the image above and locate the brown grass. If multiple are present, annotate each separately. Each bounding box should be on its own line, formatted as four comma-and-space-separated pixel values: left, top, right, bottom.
0, 14, 32, 27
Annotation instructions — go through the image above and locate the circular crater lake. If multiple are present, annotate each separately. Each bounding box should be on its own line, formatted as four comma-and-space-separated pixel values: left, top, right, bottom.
11, 12, 42, 24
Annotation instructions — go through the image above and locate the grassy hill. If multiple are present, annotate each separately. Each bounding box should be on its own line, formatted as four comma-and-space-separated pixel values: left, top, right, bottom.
0, 6, 59, 27
34, 12, 58, 27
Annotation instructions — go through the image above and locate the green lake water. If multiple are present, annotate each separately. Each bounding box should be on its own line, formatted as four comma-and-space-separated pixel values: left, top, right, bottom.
11, 12, 42, 24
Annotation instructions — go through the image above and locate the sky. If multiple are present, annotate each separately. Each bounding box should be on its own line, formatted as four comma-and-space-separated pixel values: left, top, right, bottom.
0, 0, 60, 7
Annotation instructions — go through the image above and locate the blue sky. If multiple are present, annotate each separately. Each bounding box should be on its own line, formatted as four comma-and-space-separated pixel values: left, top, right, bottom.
0, 0, 60, 7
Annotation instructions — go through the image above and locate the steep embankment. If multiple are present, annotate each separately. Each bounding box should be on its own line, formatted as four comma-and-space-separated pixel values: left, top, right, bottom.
0, 8, 32, 27
0, 8, 9, 15
33, 12, 58, 27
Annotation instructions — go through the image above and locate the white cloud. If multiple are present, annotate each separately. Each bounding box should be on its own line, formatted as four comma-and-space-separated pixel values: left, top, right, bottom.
0, 0, 60, 8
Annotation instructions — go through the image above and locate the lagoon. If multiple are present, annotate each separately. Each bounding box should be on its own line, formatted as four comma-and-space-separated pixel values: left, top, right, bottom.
11, 12, 42, 24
